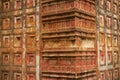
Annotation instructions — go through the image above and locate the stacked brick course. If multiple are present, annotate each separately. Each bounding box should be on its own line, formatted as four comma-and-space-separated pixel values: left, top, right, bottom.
41, 0, 97, 80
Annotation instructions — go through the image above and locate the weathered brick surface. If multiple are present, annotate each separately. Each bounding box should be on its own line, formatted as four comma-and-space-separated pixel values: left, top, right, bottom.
0, 0, 120, 80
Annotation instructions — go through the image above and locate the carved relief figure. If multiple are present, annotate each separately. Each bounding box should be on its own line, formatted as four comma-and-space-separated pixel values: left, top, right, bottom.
3, 2, 10, 10
26, 15, 35, 27
107, 71, 112, 80
3, 36, 10, 47
107, 35, 112, 47
14, 0, 21, 9
26, 34, 36, 47
108, 52, 112, 64
3, 73, 9, 80
26, 53, 35, 66
2, 18, 10, 29
100, 33, 105, 46
106, 17, 111, 28
14, 73, 22, 80
27, 74, 35, 80
99, 15, 104, 27
113, 52, 118, 64
14, 53, 22, 65
100, 72, 105, 80
14, 17, 22, 28
113, 4, 117, 14
113, 19, 117, 30
99, 0, 104, 8
14, 35, 22, 47
100, 51, 105, 65
113, 36, 118, 47
106, 1, 110, 11
26, 0, 35, 8
114, 70, 118, 80
2, 53, 9, 65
